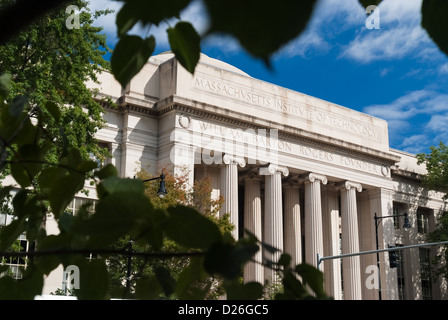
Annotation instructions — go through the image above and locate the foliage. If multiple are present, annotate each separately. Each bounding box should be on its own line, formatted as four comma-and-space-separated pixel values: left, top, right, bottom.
106, 169, 229, 299
0, 0, 112, 162
0, 78, 327, 298
417, 142, 448, 195
425, 211, 448, 282
417, 142, 448, 281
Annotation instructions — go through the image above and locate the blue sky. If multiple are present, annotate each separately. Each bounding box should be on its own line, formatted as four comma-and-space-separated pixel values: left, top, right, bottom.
90, 0, 448, 155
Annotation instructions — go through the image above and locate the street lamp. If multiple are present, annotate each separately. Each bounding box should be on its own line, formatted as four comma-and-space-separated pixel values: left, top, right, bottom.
141, 172, 167, 198
374, 212, 411, 300
126, 172, 167, 296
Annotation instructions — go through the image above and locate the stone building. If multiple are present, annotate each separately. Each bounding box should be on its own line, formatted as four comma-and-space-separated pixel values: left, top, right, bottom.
20, 52, 448, 299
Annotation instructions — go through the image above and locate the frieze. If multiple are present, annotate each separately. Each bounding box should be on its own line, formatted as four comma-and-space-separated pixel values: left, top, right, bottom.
192, 75, 381, 142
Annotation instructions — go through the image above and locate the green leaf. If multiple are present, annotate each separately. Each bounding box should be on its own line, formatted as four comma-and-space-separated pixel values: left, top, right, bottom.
12, 117, 38, 147
9, 95, 28, 118
164, 205, 222, 249
34, 234, 73, 275
10, 144, 44, 188
204, 240, 258, 279
154, 266, 176, 296
175, 256, 209, 299
38, 166, 85, 218
203, 0, 317, 65
225, 280, 263, 300
0, 267, 44, 300
115, 4, 139, 37
116, 0, 192, 33
168, 21, 201, 74
111, 35, 155, 88
0, 185, 13, 201
94, 163, 118, 180
44, 101, 61, 123
100, 176, 145, 196
422, 0, 448, 58
72, 190, 154, 247
295, 263, 326, 298
75, 258, 109, 300
277, 253, 292, 268
278, 270, 307, 299
135, 277, 162, 300
135, 208, 166, 251
0, 73, 11, 98
358, 0, 383, 9
77, 160, 98, 173
0, 218, 26, 251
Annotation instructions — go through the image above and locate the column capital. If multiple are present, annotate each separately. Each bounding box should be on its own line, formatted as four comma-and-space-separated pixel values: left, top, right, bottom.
223, 154, 246, 167
259, 164, 289, 177
338, 181, 363, 192
300, 172, 328, 185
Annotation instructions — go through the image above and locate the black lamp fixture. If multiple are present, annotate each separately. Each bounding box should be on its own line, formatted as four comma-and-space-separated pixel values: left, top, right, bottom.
403, 213, 412, 231
141, 172, 167, 198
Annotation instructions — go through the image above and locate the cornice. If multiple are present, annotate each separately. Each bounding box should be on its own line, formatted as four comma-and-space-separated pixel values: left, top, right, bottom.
100, 94, 402, 166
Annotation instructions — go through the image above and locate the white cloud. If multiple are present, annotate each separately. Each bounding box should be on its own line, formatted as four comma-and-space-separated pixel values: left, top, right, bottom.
364, 89, 448, 152
439, 63, 448, 75
87, 0, 209, 50
336, 0, 442, 64
340, 26, 430, 63
363, 89, 431, 120
277, 30, 331, 58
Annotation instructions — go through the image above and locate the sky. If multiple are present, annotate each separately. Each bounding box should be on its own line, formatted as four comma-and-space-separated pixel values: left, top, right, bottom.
88, 0, 448, 155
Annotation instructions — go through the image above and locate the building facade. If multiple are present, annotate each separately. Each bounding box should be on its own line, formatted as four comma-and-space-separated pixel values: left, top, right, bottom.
29, 53, 448, 299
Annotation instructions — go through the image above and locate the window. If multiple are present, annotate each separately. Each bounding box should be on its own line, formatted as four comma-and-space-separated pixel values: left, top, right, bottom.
393, 204, 401, 230
66, 198, 97, 216
392, 202, 407, 230
1, 235, 31, 279
419, 248, 432, 300
396, 245, 405, 300
417, 209, 429, 234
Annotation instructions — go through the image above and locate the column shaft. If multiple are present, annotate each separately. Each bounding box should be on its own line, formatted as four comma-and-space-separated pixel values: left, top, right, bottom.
244, 177, 263, 283
322, 186, 342, 299
304, 173, 327, 269
220, 155, 245, 240
340, 181, 363, 300
262, 164, 288, 283
284, 185, 302, 268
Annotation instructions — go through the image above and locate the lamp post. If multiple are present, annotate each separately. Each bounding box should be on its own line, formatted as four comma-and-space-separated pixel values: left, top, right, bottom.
126, 172, 168, 295
374, 212, 411, 300
141, 172, 167, 198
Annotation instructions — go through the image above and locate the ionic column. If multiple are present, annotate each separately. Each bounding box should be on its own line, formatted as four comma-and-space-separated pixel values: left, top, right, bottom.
243, 176, 263, 283
261, 164, 289, 283
303, 173, 327, 269
220, 154, 246, 240
284, 183, 302, 268
322, 185, 342, 299
340, 181, 363, 300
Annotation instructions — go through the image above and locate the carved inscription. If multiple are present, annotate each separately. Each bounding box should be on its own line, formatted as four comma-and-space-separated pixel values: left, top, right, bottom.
188, 119, 387, 177
192, 76, 379, 140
